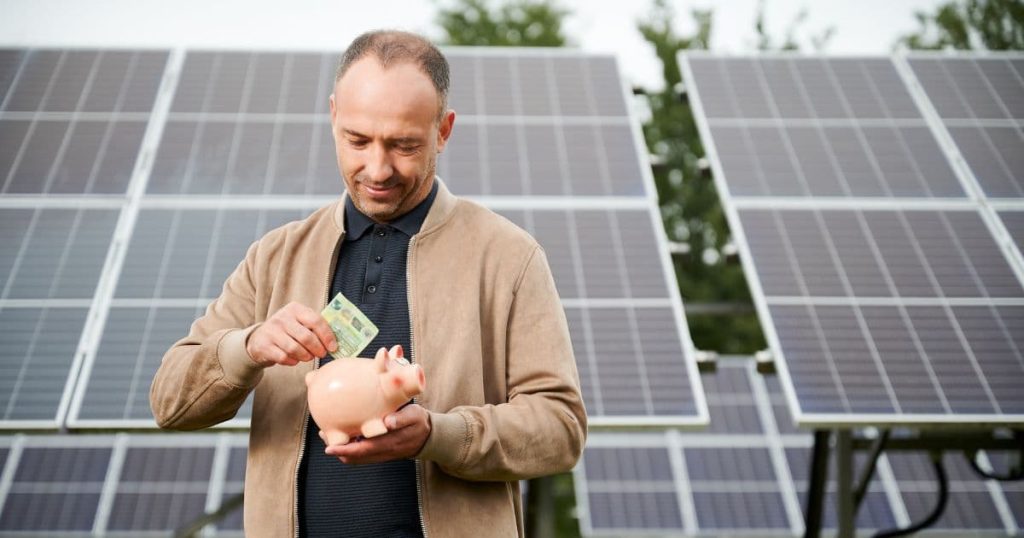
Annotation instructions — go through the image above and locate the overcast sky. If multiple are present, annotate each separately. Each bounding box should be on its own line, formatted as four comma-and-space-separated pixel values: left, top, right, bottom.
1, 0, 944, 88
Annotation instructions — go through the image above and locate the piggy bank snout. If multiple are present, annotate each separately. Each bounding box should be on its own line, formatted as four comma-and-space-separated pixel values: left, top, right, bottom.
391, 364, 426, 399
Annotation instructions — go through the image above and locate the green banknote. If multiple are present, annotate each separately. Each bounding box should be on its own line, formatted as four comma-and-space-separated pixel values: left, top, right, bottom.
321, 293, 379, 360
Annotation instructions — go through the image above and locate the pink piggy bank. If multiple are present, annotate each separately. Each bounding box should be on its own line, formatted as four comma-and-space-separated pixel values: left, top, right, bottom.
305, 345, 426, 446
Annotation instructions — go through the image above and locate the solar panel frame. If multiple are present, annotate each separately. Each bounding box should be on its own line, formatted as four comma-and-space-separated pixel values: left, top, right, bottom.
0, 433, 248, 535
681, 51, 1024, 428
573, 360, 1022, 537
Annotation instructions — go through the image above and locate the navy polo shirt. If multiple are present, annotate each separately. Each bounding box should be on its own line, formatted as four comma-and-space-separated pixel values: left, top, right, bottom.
297, 182, 437, 538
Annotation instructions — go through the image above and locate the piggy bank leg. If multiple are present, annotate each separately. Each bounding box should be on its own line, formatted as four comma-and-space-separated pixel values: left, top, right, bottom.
321, 430, 350, 446
360, 418, 388, 438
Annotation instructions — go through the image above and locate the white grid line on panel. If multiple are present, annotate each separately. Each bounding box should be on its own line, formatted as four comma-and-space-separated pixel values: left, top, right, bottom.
202, 433, 233, 537
69, 418, 251, 431
875, 455, 912, 529
898, 54, 1024, 309
748, 362, 804, 536
0, 197, 124, 209
966, 58, 1024, 130
0, 111, 154, 122
543, 57, 604, 418
618, 52, 708, 425
943, 118, 1024, 128
36, 53, 99, 195
302, 54, 332, 198
507, 57, 532, 197
679, 52, 811, 427
1, 303, 50, 422
1, 51, 65, 194
0, 51, 30, 111
66, 49, 186, 428
258, 54, 289, 198
134, 194, 652, 210
894, 54, 992, 202
587, 65, 659, 414
0, 435, 25, 522
930, 214, 1007, 411
570, 460, 595, 537
977, 451, 1021, 535
161, 111, 632, 125
583, 482, 678, 494
729, 197, 978, 210
92, 433, 127, 535
706, 118, 931, 128
473, 55, 492, 196
666, 429, 699, 536
763, 296, 1024, 307
0, 209, 42, 301
0, 299, 94, 308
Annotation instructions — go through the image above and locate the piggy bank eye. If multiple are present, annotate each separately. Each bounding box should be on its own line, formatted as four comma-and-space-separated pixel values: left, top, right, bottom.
394, 357, 411, 366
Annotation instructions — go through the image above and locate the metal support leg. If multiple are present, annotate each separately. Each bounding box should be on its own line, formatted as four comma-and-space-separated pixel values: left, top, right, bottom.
836, 429, 855, 538
803, 429, 830, 538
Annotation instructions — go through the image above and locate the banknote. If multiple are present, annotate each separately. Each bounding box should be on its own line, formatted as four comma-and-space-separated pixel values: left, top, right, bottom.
321, 293, 379, 360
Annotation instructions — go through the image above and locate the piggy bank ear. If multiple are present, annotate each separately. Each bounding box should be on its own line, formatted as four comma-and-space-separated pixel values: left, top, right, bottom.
374, 347, 389, 372
304, 371, 315, 387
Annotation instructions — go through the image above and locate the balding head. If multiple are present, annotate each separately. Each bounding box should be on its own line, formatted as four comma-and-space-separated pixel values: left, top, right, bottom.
335, 30, 450, 122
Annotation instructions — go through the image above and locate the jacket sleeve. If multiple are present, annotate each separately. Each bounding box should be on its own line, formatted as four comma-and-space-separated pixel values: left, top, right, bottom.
418, 246, 588, 481
149, 240, 268, 430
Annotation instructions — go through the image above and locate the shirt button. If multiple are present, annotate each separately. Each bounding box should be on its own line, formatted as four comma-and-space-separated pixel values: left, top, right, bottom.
367, 284, 377, 294
376, 229, 386, 237
374, 256, 383, 263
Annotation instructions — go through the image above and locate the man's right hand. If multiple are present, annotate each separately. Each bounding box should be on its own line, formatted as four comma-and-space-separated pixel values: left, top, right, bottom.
245, 302, 338, 367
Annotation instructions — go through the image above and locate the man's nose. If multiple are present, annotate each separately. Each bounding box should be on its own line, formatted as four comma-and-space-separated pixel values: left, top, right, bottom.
364, 144, 394, 182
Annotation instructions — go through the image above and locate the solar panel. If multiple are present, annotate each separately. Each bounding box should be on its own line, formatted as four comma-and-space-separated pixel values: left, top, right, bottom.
0, 46, 704, 431
0, 434, 247, 535
573, 361, 1018, 537
682, 52, 1024, 427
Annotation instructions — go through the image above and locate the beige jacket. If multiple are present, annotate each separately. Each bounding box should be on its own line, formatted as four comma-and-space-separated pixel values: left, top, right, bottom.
150, 181, 587, 537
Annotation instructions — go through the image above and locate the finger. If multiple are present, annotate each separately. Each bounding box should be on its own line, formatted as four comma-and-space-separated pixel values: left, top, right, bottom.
269, 332, 313, 363
284, 319, 327, 358
294, 307, 338, 353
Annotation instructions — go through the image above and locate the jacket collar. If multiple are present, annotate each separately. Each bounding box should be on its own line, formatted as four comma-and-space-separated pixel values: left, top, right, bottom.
333, 176, 457, 237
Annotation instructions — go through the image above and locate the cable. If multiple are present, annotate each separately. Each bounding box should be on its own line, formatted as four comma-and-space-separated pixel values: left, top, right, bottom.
872, 451, 948, 538
964, 449, 1024, 482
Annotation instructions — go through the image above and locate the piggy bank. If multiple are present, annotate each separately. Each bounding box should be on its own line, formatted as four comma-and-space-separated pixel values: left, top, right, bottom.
305, 345, 426, 446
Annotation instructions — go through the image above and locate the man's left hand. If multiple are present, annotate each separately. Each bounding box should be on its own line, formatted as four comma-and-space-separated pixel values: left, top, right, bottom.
324, 404, 432, 464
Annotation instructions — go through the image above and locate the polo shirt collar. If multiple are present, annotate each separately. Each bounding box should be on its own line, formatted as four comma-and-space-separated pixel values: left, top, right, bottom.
344, 180, 439, 240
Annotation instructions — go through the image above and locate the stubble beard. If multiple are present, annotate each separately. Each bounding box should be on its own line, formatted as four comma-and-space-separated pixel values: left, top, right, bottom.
348, 152, 437, 223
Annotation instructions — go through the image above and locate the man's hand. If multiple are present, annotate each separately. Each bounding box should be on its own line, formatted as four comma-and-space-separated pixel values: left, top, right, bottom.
324, 404, 432, 464
245, 302, 338, 367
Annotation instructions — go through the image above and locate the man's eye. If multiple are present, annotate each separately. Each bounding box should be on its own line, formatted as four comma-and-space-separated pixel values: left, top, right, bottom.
348, 139, 368, 148
397, 145, 419, 154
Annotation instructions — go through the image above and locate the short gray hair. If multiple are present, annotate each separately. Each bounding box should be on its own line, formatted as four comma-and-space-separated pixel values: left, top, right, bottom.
336, 30, 450, 121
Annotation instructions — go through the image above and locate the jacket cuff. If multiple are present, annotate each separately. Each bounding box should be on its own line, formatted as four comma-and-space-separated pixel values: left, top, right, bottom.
418, 410, 470, 467
217, 325, 265, 388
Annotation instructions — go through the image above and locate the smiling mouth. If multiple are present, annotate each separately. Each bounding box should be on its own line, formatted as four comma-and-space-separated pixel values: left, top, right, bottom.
362, 183, 396, 197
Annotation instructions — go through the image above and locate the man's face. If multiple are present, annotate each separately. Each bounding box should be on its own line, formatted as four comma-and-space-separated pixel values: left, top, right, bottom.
330, 57, 455, 223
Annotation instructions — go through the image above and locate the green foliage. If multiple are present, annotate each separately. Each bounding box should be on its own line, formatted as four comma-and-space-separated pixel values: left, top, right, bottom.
435, 0, 570, 46
899, 0, 1024, 50
753, 0, 836, 52
638, 0, 766, 353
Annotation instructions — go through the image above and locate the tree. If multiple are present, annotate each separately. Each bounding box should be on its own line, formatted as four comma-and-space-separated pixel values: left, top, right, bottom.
899, 0, 1023, 50
638, 0, 766, 354
435, 0, 569, 46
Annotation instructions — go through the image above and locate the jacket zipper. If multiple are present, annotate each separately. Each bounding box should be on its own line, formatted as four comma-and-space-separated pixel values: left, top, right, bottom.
407, 237, 428, 538
294, 230, 345, 538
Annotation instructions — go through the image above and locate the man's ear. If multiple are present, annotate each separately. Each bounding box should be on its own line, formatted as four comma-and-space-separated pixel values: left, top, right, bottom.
436, 109, 456, 153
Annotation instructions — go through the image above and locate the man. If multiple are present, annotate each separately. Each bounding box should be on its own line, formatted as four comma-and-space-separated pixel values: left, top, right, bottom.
150, 30, 586, 538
